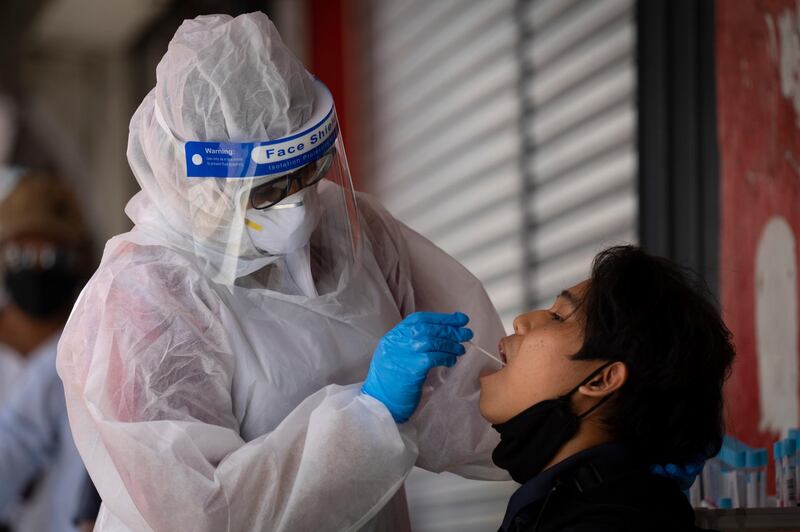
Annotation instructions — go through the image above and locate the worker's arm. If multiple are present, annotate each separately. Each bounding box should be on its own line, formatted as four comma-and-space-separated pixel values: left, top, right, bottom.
58, 262, 418, 532
398, 223, 509, 480
356, 192, 508, 481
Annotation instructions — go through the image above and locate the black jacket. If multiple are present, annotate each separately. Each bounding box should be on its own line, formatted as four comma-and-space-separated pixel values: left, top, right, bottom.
498, 444, 714, 532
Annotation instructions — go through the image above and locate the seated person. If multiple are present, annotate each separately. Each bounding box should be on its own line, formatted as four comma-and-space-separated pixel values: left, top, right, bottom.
478, 245, 734, 531
362, 245, 732, 531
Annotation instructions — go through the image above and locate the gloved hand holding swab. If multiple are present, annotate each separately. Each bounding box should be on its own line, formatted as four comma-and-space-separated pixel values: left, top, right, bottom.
466, 341, 506, 367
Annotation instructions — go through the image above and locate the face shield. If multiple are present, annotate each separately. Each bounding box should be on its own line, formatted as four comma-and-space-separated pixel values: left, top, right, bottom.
153, 79, 361, 292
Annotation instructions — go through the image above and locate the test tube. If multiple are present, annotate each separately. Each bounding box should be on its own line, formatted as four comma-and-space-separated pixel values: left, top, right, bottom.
758, 449, 768, 507
793, 432, 800, 507
745, 450, 759, 508
731, 450, 747, 508
689, 469, 702, 507
784, 438, 797, 506
775, 441, 784, 507
702, 456, 721, 507
719, 438, 746, 508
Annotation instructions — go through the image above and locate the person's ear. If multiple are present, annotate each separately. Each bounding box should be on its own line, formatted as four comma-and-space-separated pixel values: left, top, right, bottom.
579, 361, 627, 397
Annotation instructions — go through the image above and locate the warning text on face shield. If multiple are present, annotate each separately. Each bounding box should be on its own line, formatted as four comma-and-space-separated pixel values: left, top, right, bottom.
184, 119, 338, 179
249, 112, 337, 166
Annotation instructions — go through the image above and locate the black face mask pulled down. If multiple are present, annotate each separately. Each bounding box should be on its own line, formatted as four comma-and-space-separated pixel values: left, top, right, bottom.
491, 362, 614, 484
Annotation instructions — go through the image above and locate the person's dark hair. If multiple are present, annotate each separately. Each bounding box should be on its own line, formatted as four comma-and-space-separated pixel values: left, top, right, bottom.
573, 245, 735, 466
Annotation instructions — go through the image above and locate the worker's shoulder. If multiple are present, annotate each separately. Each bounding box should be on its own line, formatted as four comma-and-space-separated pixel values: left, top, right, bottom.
354, 190, 486, 288
354, 190, 395, 225
86, 237, 208, 302
101, 236, 202, 276
353, 189, 409, 247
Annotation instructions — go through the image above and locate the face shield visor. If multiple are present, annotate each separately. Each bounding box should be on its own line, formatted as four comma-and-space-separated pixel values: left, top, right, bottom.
154, 79, 361, 293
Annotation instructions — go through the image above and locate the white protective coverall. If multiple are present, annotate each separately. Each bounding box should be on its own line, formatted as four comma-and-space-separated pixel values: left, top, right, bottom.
57, 12, 507, 532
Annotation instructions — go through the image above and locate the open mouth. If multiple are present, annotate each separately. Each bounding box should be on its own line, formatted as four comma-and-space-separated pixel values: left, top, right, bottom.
498, 340, 508, 364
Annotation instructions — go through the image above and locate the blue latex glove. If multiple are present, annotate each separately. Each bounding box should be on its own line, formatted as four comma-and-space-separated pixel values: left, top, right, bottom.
650, 460, 705, 490
362, 312, 473, 423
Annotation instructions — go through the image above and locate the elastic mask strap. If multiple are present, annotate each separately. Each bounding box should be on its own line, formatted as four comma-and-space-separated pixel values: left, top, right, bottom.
566, 361, 615, 418
577, 391, 614, 419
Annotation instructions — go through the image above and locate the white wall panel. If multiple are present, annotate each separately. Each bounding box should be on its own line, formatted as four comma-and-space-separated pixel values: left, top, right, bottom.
521, 0, 638, 309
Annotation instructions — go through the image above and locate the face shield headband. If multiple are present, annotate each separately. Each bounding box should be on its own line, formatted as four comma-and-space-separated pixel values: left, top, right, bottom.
153, 79, 339, 182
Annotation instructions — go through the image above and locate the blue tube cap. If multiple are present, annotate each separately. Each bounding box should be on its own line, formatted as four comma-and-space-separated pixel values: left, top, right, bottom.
745, 450, 760, 468
758, 449, 768, 467
784, 438, 797, 455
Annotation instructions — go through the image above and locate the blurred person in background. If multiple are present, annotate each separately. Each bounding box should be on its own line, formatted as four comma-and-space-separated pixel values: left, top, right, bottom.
0, 343, 23, 407
0, 168, 94, 532
0, 170, 27, 404
58, 12, 506, 532
71, 478, 101, 532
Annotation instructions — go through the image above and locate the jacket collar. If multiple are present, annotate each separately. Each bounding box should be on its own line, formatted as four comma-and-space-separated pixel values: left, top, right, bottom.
500, 443, 635, 531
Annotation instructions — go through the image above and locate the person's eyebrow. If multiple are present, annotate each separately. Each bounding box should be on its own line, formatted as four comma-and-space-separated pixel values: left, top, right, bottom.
558, 289, 578, 308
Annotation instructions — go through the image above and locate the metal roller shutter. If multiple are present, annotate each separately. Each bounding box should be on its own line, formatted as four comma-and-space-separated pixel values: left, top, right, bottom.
359, 0, 637, 529
521, 0, 638, 310
362, 1, 522, 529
366, 0, 526, 331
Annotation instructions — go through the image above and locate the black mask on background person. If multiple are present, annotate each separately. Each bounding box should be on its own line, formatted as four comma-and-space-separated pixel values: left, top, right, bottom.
5, 268, 79, 319
3, 246, 81, 319
491, 362, 614, 484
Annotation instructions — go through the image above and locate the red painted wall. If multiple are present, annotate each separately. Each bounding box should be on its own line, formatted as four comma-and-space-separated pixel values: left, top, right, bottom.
308, 0, 363, 190
718, 0, 800, 456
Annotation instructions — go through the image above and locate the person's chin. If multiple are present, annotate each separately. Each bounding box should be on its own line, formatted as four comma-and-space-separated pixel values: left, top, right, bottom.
479, 400, 506, 425
479, 362, 504, 379
478, 395, 492, 422
478, 376, 501, 423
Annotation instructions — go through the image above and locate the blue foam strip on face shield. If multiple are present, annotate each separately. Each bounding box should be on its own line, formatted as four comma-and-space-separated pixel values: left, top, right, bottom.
184, 109, 338, 179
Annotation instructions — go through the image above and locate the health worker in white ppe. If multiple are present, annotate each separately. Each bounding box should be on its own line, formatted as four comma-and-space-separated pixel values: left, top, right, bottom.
57, 12, 508, 532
